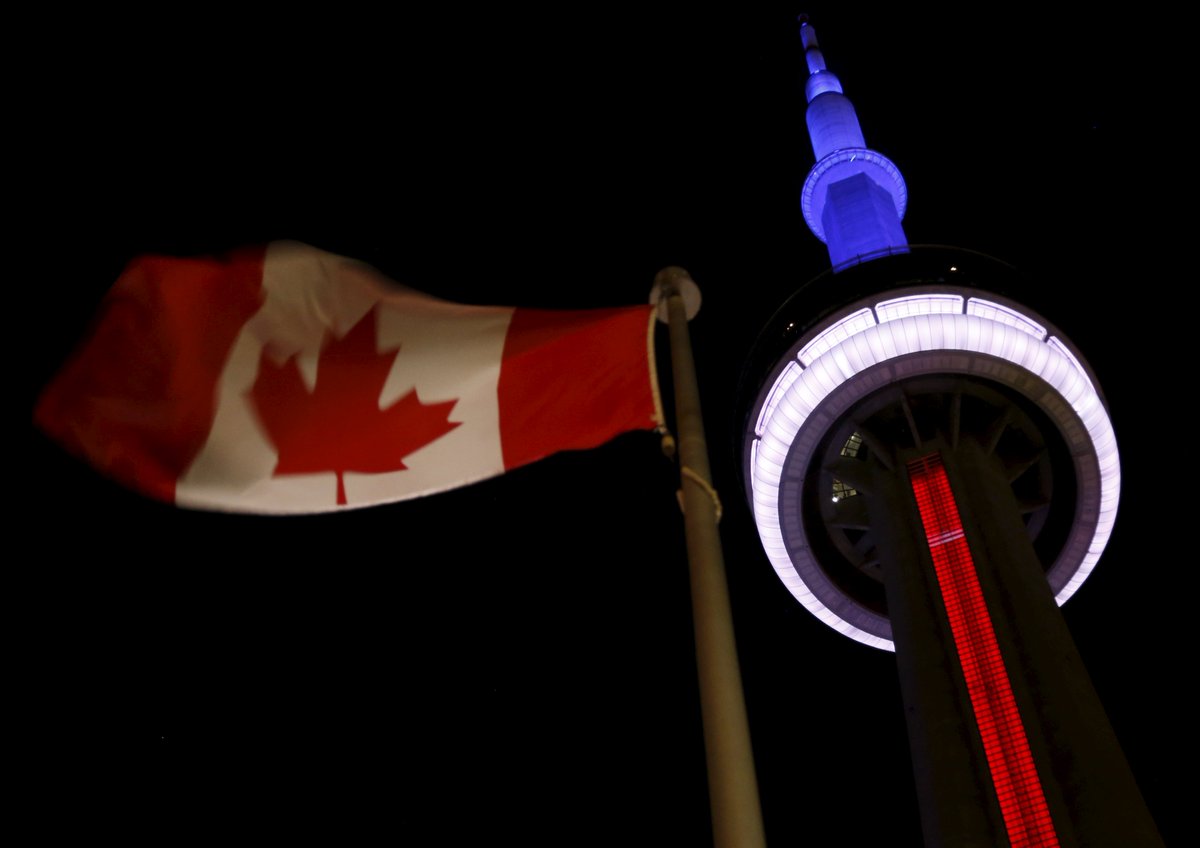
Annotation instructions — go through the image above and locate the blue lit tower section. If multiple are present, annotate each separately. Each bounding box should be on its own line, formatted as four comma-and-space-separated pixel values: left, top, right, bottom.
738, 19, 1163, 848
799, 19, 908, 270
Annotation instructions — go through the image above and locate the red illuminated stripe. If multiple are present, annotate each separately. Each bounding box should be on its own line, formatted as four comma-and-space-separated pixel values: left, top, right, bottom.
907, 453, 1059, 848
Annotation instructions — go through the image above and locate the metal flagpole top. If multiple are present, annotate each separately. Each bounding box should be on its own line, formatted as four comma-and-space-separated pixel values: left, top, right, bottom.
650, 266, 702, 323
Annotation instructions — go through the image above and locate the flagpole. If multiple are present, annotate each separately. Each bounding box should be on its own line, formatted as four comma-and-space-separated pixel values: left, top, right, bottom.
653, 266, 767, 848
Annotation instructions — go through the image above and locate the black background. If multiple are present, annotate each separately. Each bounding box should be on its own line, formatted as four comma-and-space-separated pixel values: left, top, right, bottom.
27, 6, 1183, 844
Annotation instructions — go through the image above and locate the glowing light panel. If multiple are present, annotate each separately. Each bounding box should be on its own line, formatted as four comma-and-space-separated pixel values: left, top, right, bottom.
876, 293, 964, 323
755, 361, 803, 437
798, 308, 876, 364
967, 297, 1046, 340
908, 453, 1060, 848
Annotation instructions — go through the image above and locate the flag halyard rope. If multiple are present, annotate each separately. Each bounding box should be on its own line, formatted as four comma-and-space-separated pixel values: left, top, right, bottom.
677, 465, 723, 524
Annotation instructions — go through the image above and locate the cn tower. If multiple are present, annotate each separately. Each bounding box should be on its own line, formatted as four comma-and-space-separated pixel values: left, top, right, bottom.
738, 19, 1163, 847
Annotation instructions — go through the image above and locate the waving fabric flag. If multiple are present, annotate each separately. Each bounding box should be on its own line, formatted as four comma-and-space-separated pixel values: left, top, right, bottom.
35, 241, 664, 513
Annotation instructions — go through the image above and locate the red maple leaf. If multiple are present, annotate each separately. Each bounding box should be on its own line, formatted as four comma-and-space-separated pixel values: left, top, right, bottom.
247, 307, 460, 505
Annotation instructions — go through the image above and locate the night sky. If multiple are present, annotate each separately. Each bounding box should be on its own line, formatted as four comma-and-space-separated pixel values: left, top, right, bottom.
30, 7, 1182, 844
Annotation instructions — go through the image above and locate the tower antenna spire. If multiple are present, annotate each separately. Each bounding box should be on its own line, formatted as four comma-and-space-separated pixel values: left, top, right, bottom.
798, 17, 909, 269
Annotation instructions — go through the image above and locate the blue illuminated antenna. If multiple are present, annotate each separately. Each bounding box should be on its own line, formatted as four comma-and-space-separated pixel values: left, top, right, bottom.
798, 16, 909, 269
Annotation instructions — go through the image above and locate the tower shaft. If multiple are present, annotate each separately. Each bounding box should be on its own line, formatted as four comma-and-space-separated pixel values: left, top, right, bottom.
869, 438, 1161, 846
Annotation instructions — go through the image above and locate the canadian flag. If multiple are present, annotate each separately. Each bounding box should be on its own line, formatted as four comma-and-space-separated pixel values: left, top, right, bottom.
35, 241, 664, 513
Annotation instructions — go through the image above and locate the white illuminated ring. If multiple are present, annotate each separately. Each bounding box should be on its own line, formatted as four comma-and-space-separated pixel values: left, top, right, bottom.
748, 291, 1119, 651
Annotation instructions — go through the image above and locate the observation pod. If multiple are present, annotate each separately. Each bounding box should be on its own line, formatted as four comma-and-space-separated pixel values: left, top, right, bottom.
736, 246, 1162, 847
739, 247, 1116, 651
